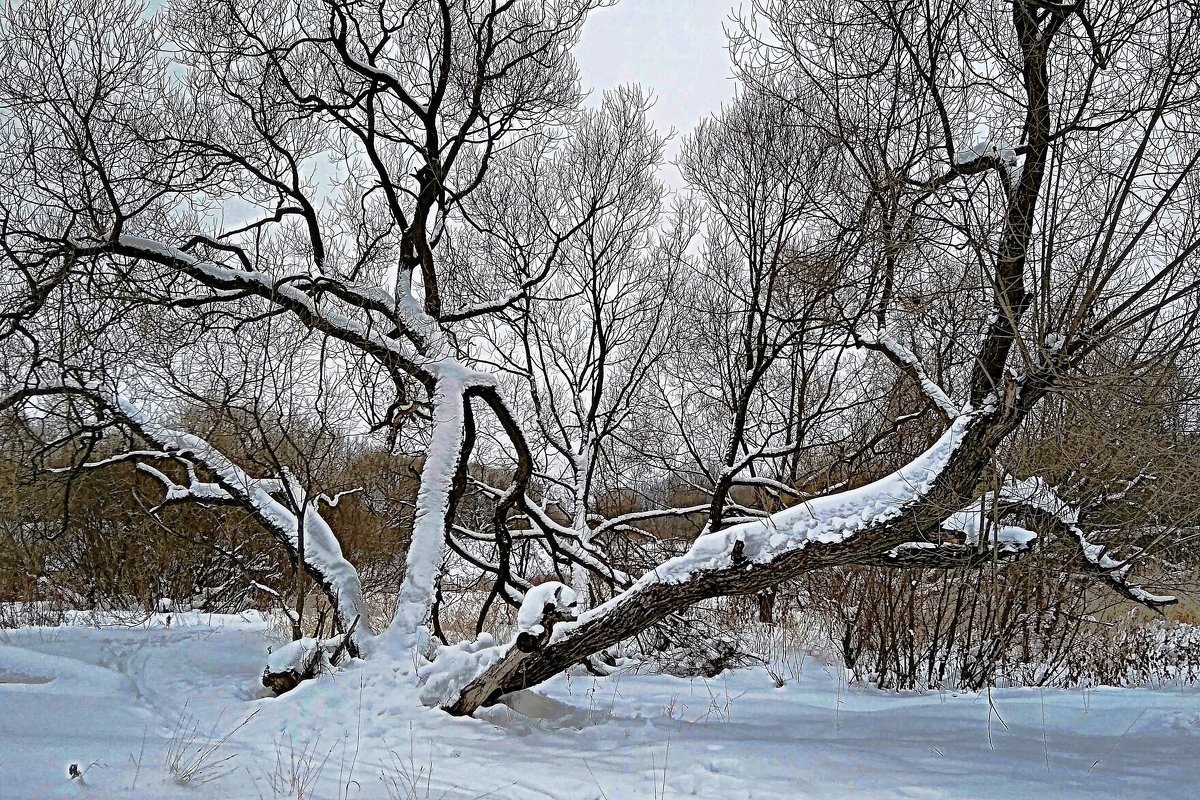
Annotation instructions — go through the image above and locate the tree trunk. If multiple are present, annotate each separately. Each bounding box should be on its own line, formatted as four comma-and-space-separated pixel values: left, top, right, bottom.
444, 408, 1014, 714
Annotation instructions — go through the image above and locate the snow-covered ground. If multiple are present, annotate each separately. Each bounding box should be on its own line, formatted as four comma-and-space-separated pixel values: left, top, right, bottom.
2, 614, 1198, 800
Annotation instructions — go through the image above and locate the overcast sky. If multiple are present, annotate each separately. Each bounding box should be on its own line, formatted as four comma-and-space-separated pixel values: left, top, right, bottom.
573, 0, 741, 154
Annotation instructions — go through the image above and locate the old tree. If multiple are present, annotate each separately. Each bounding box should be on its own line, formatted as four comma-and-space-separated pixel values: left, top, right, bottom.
3, 0, 1200, 714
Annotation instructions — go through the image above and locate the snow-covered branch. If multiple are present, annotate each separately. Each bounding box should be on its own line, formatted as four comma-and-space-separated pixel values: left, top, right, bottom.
879, 477, 1175, 609
441, 410, 987, 713
991, 478, 1176, 608
854, 328, 958, 419
13, 380, 374, 654
385, 371, 471, 648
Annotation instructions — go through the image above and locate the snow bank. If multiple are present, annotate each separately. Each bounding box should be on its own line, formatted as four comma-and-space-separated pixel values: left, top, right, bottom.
0, 643, 126, 693
1, 607, 272, 631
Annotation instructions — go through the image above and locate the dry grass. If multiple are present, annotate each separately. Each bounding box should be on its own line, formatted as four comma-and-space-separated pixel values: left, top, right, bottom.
378, 723, 444, 800
163, 706, 259, 787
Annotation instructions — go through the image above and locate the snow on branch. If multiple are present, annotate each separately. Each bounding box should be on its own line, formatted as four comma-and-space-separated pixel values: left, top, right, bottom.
135, 461, 235, 509
433, 583, 578, 713
115, 396, 373, 644
591, 504, 711, 536
22, 379, 373, 652
316, 488, 362, 508
467, 476, 634, 588
521, 500, 633, 588
385, 372, 468, 648
89, 234, 438, 381
623, 413, 976, 580
953, 140, 1019, 170
263, 615, 361, 695
996, 477, 1176, 609
439, 410, 1170, 714
881, 477, 1175, 609
855, 328, 959, 419
83, 231, 517, 652
438, 413, 982, 714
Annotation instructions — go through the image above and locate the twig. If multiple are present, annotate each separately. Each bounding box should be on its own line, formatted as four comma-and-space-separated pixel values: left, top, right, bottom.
1089, 706, 1147, 772
1039, 689, 1050, 772
581, 759, 610, 800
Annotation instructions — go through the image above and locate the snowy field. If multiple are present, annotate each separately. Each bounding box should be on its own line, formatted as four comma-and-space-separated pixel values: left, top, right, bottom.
2, 614, 1199, 800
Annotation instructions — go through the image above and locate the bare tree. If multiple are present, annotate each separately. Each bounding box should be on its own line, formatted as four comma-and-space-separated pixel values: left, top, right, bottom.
445, 0, 1200, 712
1, 0, 1198, 717
458, 86, 696, 608
0, 0, 611, 655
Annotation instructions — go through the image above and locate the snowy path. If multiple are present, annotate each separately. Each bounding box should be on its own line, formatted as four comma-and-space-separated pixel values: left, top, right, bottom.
1, 616, 1199, 799
0, 615, 272, 799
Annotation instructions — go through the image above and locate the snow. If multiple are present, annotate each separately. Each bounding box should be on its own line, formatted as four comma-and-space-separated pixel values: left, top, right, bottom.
858, 328, 959, 418
885, 540, 939, 558
108, 234, 437, 390
386, 372, 467, 649
954, 139, 1018, 167
417, 585, 580, 707
943, 501, 1039, 548
992, 477, 1175, 606
116, 235, 198, 265
570, 444, 596, 609
3, 615, 1200, 799
418, 633, 506, 707
0, 642, 127, 693
517, 582, 578, 634
264, 637, 324, 675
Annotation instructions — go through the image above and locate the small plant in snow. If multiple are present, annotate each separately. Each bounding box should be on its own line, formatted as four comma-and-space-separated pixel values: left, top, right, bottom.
266, 733, 335, 800
163, 706, 258, 787
379, 723, 443, 800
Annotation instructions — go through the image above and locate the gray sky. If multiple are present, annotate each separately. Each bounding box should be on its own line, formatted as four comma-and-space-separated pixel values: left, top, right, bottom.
573, 1, 740, 145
